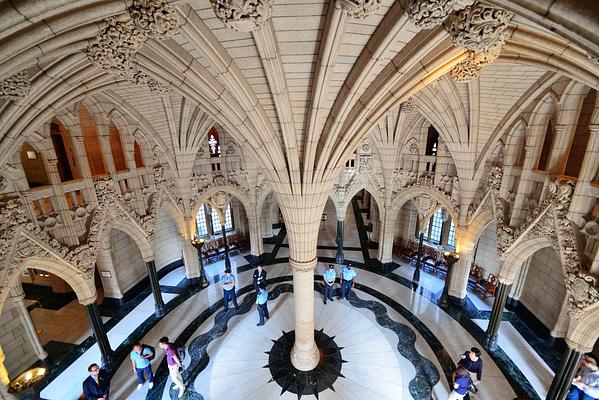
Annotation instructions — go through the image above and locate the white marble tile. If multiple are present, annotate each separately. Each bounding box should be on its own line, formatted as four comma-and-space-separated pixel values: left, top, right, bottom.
159, 265, 186, 286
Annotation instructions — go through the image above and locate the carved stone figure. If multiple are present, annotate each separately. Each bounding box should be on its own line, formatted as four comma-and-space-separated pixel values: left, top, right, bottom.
128, 0, 179, 39
407, 0, 455, 29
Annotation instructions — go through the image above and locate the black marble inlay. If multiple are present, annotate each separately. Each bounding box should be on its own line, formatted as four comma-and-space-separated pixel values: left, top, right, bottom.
265, 329, 345, 399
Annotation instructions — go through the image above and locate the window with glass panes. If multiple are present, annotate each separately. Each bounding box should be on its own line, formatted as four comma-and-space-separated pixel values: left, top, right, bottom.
448, 220, 456, 248
196, 204, 208, 237
210, 204, 234, 232
427, 209, 443, 244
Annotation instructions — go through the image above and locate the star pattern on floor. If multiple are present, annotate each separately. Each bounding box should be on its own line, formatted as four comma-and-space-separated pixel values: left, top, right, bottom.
265, 329, 346, 399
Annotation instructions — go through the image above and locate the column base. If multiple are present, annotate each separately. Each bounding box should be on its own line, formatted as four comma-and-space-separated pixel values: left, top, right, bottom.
484, 333, 499, 351
448, 294, 466, 306
246, 254, 266, 265
290, 343, 320, 371
155, 304, 167, 318
335, 253, 344, 264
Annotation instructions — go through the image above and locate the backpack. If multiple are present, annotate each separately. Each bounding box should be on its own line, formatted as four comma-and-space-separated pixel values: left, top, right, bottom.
142, 344, 156, 361
174, 342, 186, 362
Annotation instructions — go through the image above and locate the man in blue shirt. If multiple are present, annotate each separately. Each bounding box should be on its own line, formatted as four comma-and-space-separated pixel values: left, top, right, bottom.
449, 367, 472, 399
256, 284, 269, 326
82, 363, 110, 400
323, 264, 336, 304
130, 343, 154, 390
222, 269, 238, 311
338, 264, 356, 300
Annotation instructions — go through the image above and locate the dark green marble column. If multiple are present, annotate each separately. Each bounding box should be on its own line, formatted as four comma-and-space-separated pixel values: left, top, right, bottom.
221, 224, 231, 269
85, 302, 112, 369
145, 260, 166, 317
546, 345, 583, 400
484, 281, 511, 351
336, 219, 345, 264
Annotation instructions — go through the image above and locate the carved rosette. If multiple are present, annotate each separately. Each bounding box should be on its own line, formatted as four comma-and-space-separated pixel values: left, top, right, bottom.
338, 0, 383, 19
128, 0, 179, 39
210, 0, 273, 32
444, 4, 512, 53
0, 71, 31, 100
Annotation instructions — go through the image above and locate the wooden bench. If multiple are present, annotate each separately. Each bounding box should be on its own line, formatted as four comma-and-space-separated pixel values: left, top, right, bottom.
474, 274, 497, 298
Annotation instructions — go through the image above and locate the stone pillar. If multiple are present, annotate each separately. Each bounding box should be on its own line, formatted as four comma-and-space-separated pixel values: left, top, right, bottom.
484, 279, 512, 350
546, 342, 584, 400
82, 298, 112, 369
275, 187, 330, 372
182, 238, 201, 280
447, 224, 476, 302
439, 252, 460, 306
570, 124, 599, 220
335, 218, 345, 264
248, 207, 264, 258
262, 196, 274, 238
145, 260, 166, 317
371, 203, 380, 242
9, 284, 47, 361
0, 346, 18, 400
377, 210, 395, 264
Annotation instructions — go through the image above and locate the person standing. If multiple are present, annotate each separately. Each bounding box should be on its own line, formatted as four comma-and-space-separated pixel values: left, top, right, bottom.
323, 264, 336, 304
158, 337, 186, 398
256, 285, 269, 326
338, 263, 356, 300
566, 356, 599, 400
253, 265, 267, 294
457, 347, 483, 387
448, 367, 472, 400
82, 363, 110, 400
222, 269, 239, 311
131, 343, 154, 390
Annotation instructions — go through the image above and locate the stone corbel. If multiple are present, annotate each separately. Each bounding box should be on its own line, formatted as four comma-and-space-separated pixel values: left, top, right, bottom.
0, 71, 30, 100
338, 0, 383, 19
209, 0, 273, 32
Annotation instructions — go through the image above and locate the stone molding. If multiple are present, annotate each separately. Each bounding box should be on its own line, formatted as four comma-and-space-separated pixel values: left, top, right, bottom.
289, 257, 318, 272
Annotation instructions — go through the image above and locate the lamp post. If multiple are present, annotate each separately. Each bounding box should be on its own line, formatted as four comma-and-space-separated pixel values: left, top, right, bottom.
439, 251, 460, 306
191, 236, 209, 288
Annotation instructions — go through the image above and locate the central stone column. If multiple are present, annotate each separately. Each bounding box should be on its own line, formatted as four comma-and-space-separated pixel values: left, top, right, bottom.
274, 184, 330, 371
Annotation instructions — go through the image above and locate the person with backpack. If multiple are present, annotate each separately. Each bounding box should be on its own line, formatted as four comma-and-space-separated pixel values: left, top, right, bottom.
158, 337, 186, 398
449, 367, 472, 399
130, 342, 154, 390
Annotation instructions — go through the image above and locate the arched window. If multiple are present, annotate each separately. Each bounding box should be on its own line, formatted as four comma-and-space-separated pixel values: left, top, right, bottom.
564, 89, 596, 178
425, 126, 439, 156
208, 127, 221, 158
21, 143, 50, 188
447, 220, 456, 248
50, 119, 79, 181
109, 122, 128, 172
196, 204, 209, 237
210, 204, 233, 232
133, 141, 144, 168
80, 105, 107, 176
537, 115, 556, 171
514, 135, 526, 167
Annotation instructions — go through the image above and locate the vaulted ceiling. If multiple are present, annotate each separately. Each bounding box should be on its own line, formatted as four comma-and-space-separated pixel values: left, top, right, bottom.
1, 0, 598, 195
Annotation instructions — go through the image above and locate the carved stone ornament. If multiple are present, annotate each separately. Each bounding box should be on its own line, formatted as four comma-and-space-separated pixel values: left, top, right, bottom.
210, 0, 273, 32
0, 71, 31, 100
86, 18, 145, 79
289, 257, 318, 272
338, 0, 383, 19
450, 52, 482, 81
408, 141, 419, 154
128, 0, 179, 39
587, 53, 599, 65
444, 4, 513, 53
407, 0, 455, 29
400, 98, 415, 112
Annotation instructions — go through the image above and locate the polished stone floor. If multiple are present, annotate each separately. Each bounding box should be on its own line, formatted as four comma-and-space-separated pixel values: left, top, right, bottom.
33, 199, 557, 400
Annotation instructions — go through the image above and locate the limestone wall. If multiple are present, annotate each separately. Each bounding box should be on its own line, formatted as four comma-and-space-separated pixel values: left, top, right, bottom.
153, 209, 183, 271
109, 230, 147, 293
0, 301, 36, 378
472, 223, 500, 278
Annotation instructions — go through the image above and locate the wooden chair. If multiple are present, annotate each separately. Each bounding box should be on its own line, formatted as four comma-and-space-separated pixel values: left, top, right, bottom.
474, 274, 497, 298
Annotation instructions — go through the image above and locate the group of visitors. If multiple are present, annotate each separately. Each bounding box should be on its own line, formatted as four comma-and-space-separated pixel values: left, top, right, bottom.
322, 263, 357, 303
82, 337, 186, 399
449, 347, 483, 399
221, 265, 270, 326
